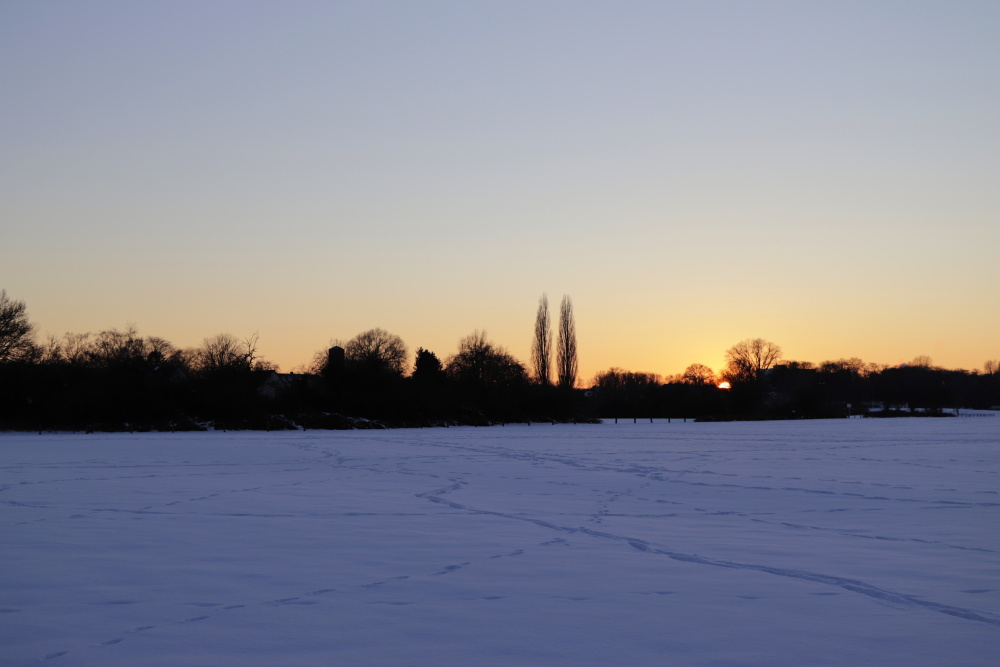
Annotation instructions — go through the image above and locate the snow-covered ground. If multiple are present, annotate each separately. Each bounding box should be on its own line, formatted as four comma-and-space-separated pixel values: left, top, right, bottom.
2, 418, 998, 666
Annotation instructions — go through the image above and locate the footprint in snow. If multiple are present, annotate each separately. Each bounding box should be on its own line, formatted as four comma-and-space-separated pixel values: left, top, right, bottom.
433, 562, 470, 575
39, 651, 68, 661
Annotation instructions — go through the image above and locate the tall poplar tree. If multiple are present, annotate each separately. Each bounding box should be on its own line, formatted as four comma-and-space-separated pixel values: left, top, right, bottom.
531, 294, 552, 386
557, 295, 578, 388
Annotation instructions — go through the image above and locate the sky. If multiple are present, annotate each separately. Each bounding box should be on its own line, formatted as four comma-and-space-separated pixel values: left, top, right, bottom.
2, 1, 998, 381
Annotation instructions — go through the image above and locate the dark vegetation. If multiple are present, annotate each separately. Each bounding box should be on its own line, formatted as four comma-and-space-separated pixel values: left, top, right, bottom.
1, 290, 997, 431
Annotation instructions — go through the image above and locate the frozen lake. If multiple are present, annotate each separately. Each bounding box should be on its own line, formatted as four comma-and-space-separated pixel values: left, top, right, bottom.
2, 418, 998, 666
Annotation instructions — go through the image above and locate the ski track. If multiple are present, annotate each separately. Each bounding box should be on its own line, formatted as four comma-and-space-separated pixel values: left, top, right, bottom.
414, 478, 1000, 628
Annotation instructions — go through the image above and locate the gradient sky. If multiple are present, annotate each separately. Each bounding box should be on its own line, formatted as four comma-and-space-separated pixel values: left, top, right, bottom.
3, 1, 998, 381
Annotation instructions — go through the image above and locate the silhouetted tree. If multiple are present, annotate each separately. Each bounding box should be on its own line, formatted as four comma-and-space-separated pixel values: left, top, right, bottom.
302, 345, 338, 376
0, 290, 36, 362
446, 331, 527, 421
557, 295, 578, 388
344, 328, 407, 375
766, 362, 824, 417
145, 336, 180, 367
36, 335, 64, 365
590, 368, 663, 418
87, 326, 147, 369
978, 364, 1000, 410
594, 369, 660, 395
531, 294, 552, 386
721, 338, 782, 387
50, 332, 93, 366
447, 331, 526, 388
680, 364, 716, 385
197, 333, 251, 374
662, 374, 725, 420
412, 347, 446, 383
819, 358, 868, 375
404, 347, 450, 422
815, 357, 872, 412
242, 332, 265, 370
874, 364, 952, 413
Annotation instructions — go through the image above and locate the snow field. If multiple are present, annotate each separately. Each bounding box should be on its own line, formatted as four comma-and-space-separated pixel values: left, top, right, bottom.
1, 418, 998, 665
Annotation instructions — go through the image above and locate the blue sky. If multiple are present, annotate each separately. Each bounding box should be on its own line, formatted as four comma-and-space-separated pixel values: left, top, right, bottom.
2, 1, 998, 379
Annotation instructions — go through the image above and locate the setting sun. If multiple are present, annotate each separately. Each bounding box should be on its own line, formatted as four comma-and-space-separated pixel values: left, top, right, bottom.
718, 381, 732, 390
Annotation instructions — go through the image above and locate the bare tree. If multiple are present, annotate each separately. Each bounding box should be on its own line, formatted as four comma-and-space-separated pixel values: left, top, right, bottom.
303, 346, 335, 375
198, 333, 250, 373
592, 368, 662, 418
819, 357, 868, 376
593, 368, 662, 391
61, 332, 92, 365
446, 330, 493, 386
176, 347, 202, 372
87, 326, 146, 368
0, 289, 36, 362
145, 336, 180, 366
985, 360, 999, 375
37, 334, 64, 365
721, 338, 782, 386
531, 294, 552, 386
446, 330, 526, 388
243, 332, 261, 369
680, 363, 716, 385
344, 328, 408, 375
556, 295, 578, 388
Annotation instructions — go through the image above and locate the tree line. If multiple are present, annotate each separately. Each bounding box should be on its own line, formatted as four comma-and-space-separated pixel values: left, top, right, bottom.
1, 289, 998, 431
0, 290, 585, 430
592, 338, 1000, 421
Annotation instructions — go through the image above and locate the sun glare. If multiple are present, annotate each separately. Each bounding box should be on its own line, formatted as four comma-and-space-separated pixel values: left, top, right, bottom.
718, 381, 731, 390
